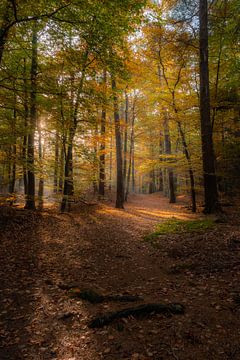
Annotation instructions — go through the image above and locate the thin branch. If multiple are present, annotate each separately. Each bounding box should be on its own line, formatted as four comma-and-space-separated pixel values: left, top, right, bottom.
5, 2, 72, 32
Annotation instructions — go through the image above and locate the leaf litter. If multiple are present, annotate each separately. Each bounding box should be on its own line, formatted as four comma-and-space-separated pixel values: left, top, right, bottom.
0, 193, 239, 360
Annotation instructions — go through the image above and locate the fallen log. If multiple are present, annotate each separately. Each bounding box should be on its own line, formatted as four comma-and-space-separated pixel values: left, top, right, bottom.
89, 303, 185, 328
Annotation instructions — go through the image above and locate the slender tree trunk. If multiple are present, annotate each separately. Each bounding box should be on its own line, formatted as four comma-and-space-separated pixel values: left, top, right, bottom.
99, 107, 106, 197
109, 119, 113, 192
199, 0, 220, 213
9, 145, 16, 194
158, 130, 164, 191
54, 130, 59, 193
123, 89, 128, 190
149, 140, 155, 194
23, 58, 28, 195
38, 121, 44, 210
9, 92, 17, 194
99, 71, 107, 197
25, 22, 38, 210
131, 142, 135, 193
177, 122, 196, 212
125, 152, 132, 202
163, 115, 176, 203
61, 137, 74, 212
112, 78, 124, 209
131, 100, 135, 193
149, 170, 155, 194
125, 110, 135, 201
59, 141, 64, 193
93, 125, 98, 195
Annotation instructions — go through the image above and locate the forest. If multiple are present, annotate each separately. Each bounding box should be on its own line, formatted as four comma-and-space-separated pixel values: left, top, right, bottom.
0, 0, 240, 359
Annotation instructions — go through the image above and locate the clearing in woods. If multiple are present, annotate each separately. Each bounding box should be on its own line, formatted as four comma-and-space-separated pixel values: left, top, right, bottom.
0, 193, 240, 360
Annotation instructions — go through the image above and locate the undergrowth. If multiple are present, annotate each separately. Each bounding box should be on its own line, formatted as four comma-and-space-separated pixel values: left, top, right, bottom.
144, 217, 215, 242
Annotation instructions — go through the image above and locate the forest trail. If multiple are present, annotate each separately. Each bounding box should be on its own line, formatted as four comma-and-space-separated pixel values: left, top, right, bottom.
0, 193, 240, 360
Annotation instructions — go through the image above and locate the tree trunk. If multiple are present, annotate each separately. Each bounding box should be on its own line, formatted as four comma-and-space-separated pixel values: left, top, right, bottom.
59, 142, 64, 193
25, 23, 38, 210
163, 116, 176, 203
149, 140, 155, 194
123, 89, 129, 190
109, 119, 113, 192
99, 71, 107, 197
158, 130, 164, 192
38, 121, 44, 210
112, 78, 124, 208
199, 0, 220, 213
125, 109, 135, 201
23, 58, 28, 196
8, 92, 17, 194
54, 130, 59, 193
149, 170, 155, 194
99, 107, 106, 197
177, 122, 196, 212
61, 139, 74, 212
131, 100, 136, 193
131, 140, 135, 193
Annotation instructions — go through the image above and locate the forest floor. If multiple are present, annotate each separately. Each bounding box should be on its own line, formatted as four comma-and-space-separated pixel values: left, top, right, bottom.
0, 193, 240, 360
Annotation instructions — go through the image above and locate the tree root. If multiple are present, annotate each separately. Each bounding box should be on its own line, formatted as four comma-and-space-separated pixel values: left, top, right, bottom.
59, 286, 143, 304
89, 303, 185, 328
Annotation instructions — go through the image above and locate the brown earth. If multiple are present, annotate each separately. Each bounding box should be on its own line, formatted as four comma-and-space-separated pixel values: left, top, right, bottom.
0, 193, 240, 360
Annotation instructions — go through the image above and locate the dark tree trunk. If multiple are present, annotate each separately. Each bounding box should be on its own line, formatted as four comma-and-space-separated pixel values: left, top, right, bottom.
9, 145, 16, 194
199, 0, 220, 213
177, 122, 196, 212
123, 89, 129, 190
163, 116, 176, 203
125, 109, 135, 201
54, 130, 59, 193
112, 78, 124, 209
61, 73, 75, 212
59, 142, 64, 193
93, 125, 98, 195
109, 119, 113, 192
158, 131, 164, 191
131, 141, 135, 193
99, 71, 107, 197
22, 58, 28, 196
25, 23, 38, 210
61, 139, 74, 212
131, 100, 136, 193
149, 140, 155, 194
9, 93, 17, 194
38, 121, 44, 210
149, 170, 155, 194
158, 169, 163, 191
99, 107, 106, 197
125, 153, 132, 202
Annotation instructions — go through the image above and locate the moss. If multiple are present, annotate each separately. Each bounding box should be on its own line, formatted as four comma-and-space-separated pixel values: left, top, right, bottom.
144, 217, 214, 242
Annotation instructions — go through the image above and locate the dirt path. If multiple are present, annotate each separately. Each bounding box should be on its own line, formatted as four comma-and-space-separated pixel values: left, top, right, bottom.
0, 193, 239, 360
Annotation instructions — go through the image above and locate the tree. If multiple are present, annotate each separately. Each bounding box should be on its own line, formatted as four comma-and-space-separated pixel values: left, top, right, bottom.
25, 22, 38, 210
112, 78, 124, 208
199, 0, 220, 213
98, 71, 107, 198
